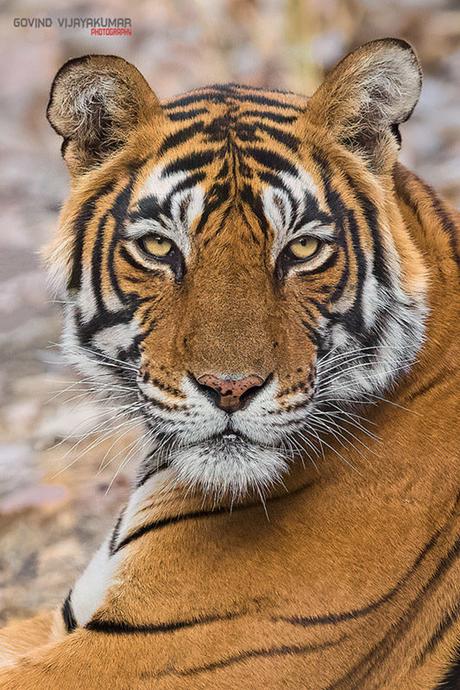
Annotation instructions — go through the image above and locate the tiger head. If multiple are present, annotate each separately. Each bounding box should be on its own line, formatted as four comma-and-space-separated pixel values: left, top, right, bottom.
46, 39, 428, 500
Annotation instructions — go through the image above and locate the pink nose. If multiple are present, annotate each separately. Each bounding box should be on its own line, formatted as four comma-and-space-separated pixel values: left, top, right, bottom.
195, 374, 266, 412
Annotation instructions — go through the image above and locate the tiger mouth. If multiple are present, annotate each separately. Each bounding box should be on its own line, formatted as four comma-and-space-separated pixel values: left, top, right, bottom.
188, 429, 271, 450
157, 428, 280, 456
210, 430, 249, 442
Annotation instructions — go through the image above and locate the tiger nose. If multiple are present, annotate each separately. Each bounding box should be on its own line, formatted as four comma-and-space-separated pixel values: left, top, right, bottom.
195, 374, 267, 412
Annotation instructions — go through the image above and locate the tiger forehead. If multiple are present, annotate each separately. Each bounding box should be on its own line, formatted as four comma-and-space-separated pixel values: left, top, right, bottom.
129, 157, 327, 253
162, 82, 307, 125
127, 85, 330, 247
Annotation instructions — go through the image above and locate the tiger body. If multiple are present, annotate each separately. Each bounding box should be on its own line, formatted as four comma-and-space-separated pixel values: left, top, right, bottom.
0, 40, 459, 688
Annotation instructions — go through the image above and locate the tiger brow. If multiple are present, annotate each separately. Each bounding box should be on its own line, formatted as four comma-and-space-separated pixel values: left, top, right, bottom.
129, 171, 207, 225
129, 196, 163, 224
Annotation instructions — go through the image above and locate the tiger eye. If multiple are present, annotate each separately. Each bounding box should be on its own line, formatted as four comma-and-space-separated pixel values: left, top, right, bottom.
288, 237, 320, 260
141, 235, 173, 258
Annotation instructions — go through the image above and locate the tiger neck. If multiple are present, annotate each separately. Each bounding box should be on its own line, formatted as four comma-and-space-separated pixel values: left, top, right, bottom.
392, 163, 459, 405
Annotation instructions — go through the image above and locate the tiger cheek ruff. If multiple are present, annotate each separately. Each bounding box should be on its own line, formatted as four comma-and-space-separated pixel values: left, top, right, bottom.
0, 38, 459, 690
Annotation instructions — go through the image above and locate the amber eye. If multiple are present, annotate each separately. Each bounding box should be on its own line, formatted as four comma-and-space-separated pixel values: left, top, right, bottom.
288, 236, 321, 260
138, 234, 173, 258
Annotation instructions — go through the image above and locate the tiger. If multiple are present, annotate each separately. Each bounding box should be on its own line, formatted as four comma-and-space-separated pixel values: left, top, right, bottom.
0, 37, 458, 689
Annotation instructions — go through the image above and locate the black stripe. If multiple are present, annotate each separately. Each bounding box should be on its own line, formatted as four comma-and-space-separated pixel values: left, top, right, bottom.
397, 167, 460, 264
416, 600, 460, 668
302, 302, 318, 324
118, 245, 163, 276
164, 87, 303, 113
330, 227, 350, 303
164, 92, 222, 109
76, 305, 136, 346
342, 209, 367, 334
194, 181, 231, 235
208, 82, 291, 95
118, 245, 148, 271
407, 366, 450, 404
257, 123, 299, 151
139, 304, 157, 328
309, 149, 352, 305
344, 172, 391, 289
163, 171, 206, 214
69, 182, 114, 290
243, 109, 297, 124
229, 91, 302, 111
108, 178, 136, 304
424, 184, 460, 263
116, 477, 316, 553
307, 297, 334, 320
62, 591, 77, 633
239, 184, 269, 237
158, 122, 205, 156
202, 202, 234, 247
297, 251, 339, 277
259, 170, 298, 220
108, 511, 125, 556
114, 506, 231, 552
162, 149, 219, 177
277, 517, 453, 630
325, 531, 460, 690
245, 146, 298, 177
87, 610, 239, 635
138, 388, 185, 412
301, 320, 321, 348
130, 195, 162, 223
135, 458, 171, 488
292, 208, 334, 235
122, 330, 150, 364
434, 642, 460, 689
122, 275, 146, 285
156, 637, 343, 679
168, 107, 209, 121
301, 322, 324, 350
91, 212, 109, 313
237, 202, 263, 246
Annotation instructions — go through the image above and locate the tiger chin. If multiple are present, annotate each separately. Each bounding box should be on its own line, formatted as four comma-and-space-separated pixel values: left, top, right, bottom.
1, 38, 459, 690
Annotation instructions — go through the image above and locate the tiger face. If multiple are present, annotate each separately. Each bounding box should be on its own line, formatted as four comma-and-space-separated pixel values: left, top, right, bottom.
47, 40, 428, 499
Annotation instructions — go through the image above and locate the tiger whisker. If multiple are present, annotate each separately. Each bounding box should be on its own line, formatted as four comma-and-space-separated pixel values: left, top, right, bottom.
317, 344, 404, 370
100, 421, 150, 476
51, 341, 139, 372
97, 419, 149, 473
318, 361, 408, 388
105, 432, 154, 495
50, 404, 144, 466
310, 414, 378, 458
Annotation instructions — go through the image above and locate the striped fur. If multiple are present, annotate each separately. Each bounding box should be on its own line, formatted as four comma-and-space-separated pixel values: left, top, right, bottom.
0, 39, 459, 689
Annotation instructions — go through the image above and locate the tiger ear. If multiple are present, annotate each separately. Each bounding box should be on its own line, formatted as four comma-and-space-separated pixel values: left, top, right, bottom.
307, 38, 422, 171
47, 55, 159, 176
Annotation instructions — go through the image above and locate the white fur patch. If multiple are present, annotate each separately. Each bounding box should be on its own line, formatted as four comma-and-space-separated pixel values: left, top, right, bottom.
129, 164, 205, 256
170, 437, 287, 501
70, 469, 175, 626
70, 536, 123, 627
262, 166, 334, 259
92, 320, 140, 358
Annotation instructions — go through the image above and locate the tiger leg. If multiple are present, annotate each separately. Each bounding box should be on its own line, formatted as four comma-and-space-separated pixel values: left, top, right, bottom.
0, 610, 64, 668
0, 628, 165, 690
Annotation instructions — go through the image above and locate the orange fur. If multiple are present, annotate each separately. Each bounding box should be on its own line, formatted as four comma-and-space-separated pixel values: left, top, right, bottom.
1, 40, 459, 689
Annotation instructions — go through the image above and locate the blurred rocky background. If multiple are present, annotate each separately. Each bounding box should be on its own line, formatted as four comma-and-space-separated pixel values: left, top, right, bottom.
0, 0, 459, 623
